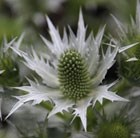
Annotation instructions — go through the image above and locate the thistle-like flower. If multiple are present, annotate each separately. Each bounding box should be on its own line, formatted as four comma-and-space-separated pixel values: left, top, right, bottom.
92, 101, 140, 138
0, 35, 25, 87
112, 0, 140, 44
0, 35, 24, 120
112, 0, 140, 85
6, 11, 128, 131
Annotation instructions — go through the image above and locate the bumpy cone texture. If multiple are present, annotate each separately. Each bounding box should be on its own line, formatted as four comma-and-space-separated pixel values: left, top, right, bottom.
98, 122, 130, 138
58, 49, 91, 101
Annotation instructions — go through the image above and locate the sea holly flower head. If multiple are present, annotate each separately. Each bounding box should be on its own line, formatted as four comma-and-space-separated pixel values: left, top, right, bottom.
0, 35, 25, 87
112, 0, 140, 85
112, 0, 140, 44
6, 11, 128, 131
0, 35, 24, 120
93, 102, 140, 138
98, 122, 130, 138
112, 0, 140, 57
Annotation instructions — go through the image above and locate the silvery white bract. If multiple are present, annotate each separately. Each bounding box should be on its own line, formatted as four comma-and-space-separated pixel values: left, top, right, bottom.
6, 11, 128, 131
0, 71, 4, 120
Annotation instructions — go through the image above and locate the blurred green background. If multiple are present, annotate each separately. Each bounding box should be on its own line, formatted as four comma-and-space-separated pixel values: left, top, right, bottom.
0, 0, 136, 42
